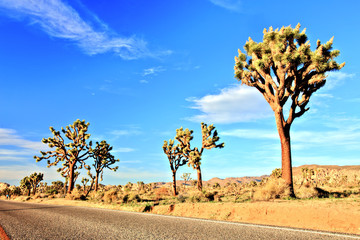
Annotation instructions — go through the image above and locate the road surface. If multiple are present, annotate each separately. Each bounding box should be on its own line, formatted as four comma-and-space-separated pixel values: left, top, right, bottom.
0, 200, 358, 240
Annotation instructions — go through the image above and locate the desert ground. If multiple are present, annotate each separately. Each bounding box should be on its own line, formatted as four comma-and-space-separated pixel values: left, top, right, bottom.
1, 165, 360, 235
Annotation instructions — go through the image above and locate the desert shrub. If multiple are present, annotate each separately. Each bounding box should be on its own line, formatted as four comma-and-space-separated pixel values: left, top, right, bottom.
204, 191, 217, 201
128, 193, 141, 203
155, 187, 170, 199
33, 193, 49, 199
66, 189, 83, 200
89, 191, 104, 202
253, 178, 290, 201
214, 193, 223, 202
187, 192, 203, 203
103, 189, 118, 203
271, 168, 282, 178
177, 194, 186, 203
295, 186, 321, 199
143, 203, 153, 212
122, 194, 129, 203
46, 188, 58, 195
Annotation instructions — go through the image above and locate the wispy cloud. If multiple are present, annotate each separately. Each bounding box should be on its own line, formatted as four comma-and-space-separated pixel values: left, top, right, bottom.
113, 147, 136, 153
209, 0, 242, 12
142, 66, 166, 76
222, 117, 360, 150
0, 0, 168, 59
0, 164, 60, 184
222, 129, 277, 140
110, 128, 142, 137
139, 80, 149, 84
324, 72, 355, 91
186, 85, 272, 124
0, 128, 46, 150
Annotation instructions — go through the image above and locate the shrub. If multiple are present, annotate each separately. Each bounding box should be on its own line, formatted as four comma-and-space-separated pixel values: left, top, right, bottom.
188, 192, 203, 203
46, 189, 58, 195
204, 191, 217, 201
177, 194, 186, 203
128, 194, 141, 203
253, 178, 290, 201
122, 194, 129, 203
103, 189, 118, 203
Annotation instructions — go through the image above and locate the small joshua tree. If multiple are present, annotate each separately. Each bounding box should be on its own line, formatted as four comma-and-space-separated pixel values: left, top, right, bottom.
176, 123, 224, 191
163, 139, 187, 196
234, 24, 344, 196
89, 140, 119, 192
29, 172, 44, 195
20, 176, 32, 196
34, 119, 91, 194
20, 172, 44, 196
180, 173, 192, 188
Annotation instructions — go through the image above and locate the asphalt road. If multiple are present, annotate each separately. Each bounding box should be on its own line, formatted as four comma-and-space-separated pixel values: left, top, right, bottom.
0, 200, 359, 240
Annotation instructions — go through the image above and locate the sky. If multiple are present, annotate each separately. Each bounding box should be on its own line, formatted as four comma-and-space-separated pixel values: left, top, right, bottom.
0, 0, 359, 186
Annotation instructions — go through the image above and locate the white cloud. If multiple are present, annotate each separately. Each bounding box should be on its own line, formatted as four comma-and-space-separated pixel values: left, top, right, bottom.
222, 118, 360, 150
186, 85, 272, 124
143, 66, 166, 76
140, 80, 149, 84
222, 129, 277, 140
0, 0, 166, 59
113, 147, 136, 153
324, 72, 355, 91
0, 128, 46, 150
0, 164, 60, 183
110, 129, 142, 136
209, 0, 242, 12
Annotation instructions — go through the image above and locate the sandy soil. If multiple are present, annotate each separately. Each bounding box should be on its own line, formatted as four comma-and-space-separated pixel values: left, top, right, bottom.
151, 199, 360, 235
4, 197, 360, 235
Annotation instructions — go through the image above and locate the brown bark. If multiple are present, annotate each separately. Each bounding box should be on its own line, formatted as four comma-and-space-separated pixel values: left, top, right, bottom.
68, 163, 75, 194
275, 111, 295, 197
94, 173, 99, 192
197, 167, 202, 191
172, 171, 177, 196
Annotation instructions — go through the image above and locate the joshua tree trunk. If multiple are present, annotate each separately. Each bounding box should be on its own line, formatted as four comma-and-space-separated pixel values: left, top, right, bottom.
68, 163, 75, 194
197, 166, 202, 191
172, 170, 177, 196
275, 111, 295, 197
94, 172, 99, 192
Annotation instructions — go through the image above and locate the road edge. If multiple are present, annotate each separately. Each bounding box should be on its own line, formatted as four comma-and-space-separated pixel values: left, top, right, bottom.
0, 224, 10, 240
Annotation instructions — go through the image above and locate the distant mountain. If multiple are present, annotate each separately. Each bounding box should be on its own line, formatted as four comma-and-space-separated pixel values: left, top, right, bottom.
154, 164, 360, 187
292, 164, 360, 175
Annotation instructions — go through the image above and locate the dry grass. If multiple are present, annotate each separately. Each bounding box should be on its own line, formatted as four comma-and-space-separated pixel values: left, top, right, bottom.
253, 178, 290, 201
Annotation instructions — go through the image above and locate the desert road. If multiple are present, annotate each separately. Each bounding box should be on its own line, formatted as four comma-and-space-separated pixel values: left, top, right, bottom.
0, 200, 358, 240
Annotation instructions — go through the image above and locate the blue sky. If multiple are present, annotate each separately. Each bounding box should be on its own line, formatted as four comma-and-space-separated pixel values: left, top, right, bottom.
0, 0, 359, 186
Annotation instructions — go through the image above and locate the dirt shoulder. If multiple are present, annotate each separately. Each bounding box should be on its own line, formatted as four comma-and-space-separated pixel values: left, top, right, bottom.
4, 196, 360, 235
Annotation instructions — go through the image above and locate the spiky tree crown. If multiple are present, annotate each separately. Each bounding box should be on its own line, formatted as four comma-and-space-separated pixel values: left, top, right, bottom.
90, 140, 119, 182
34, 119, 91, 178
234, 24, 344, 123
172, 123, 224, 170
163, 139, 187, 171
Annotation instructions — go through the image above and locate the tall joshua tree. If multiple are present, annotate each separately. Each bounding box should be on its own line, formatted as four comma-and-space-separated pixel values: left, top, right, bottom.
89, 140, 119, 191
34, 119, 91, 194
163, 139, 187, 196
176, 123, 224, 191
234, 24, 344, 196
